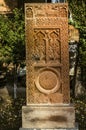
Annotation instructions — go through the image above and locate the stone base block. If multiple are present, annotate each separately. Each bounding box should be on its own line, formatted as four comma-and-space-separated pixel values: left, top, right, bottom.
20, 128, 78, 130
22, 104, 75, 129
20, 124, 78, 130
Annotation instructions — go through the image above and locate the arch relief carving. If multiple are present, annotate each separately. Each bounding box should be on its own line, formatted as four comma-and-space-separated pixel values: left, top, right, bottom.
33, 29, 61, 63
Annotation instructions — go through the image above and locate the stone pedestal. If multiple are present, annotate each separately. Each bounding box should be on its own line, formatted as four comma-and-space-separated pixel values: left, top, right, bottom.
20, 128, 78, 130
20, 3, 79, 130
21, 105, 75, 129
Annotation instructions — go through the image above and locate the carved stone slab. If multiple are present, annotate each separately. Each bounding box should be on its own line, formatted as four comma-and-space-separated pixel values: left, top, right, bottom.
25, 3, 70, 104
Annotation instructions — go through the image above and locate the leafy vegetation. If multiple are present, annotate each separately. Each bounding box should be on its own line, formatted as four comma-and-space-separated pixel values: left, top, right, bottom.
0, 8, 25, 88
68, 2, 86, 129
68, 0, 86, 83
71, 94, 86, 130
0, 8, 25, 66
0, 97, 26, 130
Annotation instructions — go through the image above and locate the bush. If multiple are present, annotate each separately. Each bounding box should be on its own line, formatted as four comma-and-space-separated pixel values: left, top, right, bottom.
0, 97, 26, 130
71, 94, 86, 130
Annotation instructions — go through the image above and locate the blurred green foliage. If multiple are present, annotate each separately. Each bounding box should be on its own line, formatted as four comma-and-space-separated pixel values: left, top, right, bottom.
0, 97, 26, 130
68, 0, 86, 82
71, 94, 86, 130
0, 8, 25, 65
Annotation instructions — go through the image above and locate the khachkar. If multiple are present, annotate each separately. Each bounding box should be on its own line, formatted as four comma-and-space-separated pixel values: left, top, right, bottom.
20, 3, 78, 130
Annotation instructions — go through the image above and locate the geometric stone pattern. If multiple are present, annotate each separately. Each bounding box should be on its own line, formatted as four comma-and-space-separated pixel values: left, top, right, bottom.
25, 3, 70, 104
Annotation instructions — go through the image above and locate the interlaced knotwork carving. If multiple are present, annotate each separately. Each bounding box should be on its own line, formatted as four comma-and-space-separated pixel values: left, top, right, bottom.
33, 29, 60, 63
33, 31, 46, 61
48, 32, 60, 61
26, 7, 33, 18
26, 4, 68, 18
25, 3, 70, 104
60, 7, 67, 17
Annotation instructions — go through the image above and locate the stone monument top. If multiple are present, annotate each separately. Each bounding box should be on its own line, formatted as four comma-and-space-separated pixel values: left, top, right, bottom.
20, 3, 79, 130
25, 3, 70, 104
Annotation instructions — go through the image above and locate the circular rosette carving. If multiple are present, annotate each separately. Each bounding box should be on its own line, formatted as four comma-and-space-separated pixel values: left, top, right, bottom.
35, 68, 61, 94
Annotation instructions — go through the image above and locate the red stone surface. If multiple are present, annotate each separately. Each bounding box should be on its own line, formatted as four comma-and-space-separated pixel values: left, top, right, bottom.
25, 3, 70, 104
